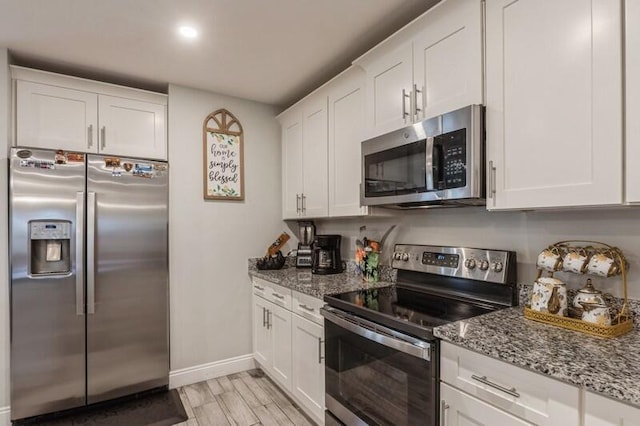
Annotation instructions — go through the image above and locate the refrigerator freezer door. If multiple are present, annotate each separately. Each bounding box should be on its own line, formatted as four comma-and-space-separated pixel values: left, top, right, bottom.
86, 156, 169, 403
10, 148, 86, 420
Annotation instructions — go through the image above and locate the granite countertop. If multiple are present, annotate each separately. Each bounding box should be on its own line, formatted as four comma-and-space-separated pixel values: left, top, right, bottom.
248, 259, 395, 299
434, 307, 640, 407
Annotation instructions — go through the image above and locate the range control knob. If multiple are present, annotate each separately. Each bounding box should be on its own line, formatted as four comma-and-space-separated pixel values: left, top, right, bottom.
401, 253, 410, 261
393, 252, 402, 261
464, 258, 476, 269
493, 262, 504, 273
479, 260, 490, 271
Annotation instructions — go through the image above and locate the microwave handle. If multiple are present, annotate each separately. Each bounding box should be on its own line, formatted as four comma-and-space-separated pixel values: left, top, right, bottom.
425, 136, 435, 191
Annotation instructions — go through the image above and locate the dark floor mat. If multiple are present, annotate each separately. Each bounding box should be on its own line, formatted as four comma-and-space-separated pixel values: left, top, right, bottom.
16, 389, 188, 426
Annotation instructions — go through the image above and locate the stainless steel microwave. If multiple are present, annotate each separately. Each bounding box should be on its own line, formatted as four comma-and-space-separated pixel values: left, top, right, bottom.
361, 104, 485, 208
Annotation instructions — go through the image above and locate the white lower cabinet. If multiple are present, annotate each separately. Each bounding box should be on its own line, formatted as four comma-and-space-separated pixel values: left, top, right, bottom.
441, 383, 532, 426
291, 314, 325, 422
440, 342, 580, 426
251, 278, 325, 425
584, 391, 640, 426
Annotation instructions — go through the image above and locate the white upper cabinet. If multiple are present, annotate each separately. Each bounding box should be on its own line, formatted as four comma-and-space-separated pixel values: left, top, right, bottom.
16, 80, 98, 153
626, 0, 640, 204
328, 67, 367, 217
301, 92, 329, 218
98, 95, 166, 160
355, 0, 483, 138
279, 91, 329, 220
485, 0, 623, 210
13, 67, 168, 160
413, 0, 483, 121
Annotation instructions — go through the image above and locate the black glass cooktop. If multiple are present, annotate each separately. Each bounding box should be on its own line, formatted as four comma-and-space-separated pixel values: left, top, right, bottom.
324, 285, 497, 340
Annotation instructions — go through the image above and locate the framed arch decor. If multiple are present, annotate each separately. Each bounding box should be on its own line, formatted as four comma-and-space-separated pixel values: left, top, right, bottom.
203, 109, 245, 200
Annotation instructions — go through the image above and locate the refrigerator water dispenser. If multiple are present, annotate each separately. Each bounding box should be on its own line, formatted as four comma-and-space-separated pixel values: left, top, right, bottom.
29, 220, 72, 275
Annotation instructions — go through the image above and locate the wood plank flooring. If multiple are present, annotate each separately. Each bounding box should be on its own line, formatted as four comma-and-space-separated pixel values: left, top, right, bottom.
174, 369, 315, 426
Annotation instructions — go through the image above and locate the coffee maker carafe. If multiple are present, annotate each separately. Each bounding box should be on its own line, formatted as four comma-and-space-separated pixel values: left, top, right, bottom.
296, 221, 315, 268
311, 235, 343, 275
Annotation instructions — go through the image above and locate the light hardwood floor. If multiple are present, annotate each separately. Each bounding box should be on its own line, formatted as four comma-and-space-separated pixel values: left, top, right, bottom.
174, 369, 316, 426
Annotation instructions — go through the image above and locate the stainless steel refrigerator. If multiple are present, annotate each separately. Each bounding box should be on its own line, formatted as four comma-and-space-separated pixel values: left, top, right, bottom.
9, 147, 169, 421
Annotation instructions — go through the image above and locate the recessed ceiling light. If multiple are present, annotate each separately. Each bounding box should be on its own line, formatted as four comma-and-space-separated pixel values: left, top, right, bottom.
178, 25, 198, 40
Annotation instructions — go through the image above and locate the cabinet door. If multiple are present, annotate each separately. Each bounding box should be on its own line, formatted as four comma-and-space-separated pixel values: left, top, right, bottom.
362, 43, 413, 138
291, 314, 324, 423
16, 80, 98, 152
301, 93, 329, 218
98, 95, 166, 160
328, 67, 367, 217
281, 108, 304, 219
441, 383, 532, 426
413, 0, 483, 121
252, 296, 271, 368
269, 302, 292, 390
626, 0, 640, 203
584, 391, 640, 426
486, 0, 622, 210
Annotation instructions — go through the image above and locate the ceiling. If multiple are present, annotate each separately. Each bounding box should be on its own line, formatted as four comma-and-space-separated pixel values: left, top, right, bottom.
0, 0, 439, 108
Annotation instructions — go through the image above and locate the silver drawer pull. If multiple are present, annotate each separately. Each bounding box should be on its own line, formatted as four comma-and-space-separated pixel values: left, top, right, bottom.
272, 293, 285, 300
253, 285, 265, 291
471, 375, 520, 398
299, 304, 315, 313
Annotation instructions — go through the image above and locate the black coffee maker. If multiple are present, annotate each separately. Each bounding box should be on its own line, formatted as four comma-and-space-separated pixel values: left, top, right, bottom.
311, 235, 343, 275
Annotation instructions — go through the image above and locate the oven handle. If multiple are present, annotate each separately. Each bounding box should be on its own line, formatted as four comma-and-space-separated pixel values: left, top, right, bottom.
321, 307, 431, 361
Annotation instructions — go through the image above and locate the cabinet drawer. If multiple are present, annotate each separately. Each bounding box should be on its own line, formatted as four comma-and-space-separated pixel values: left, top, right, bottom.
292, 291, 325, 325
441, 342, 580, 426
252, 278, 292, 310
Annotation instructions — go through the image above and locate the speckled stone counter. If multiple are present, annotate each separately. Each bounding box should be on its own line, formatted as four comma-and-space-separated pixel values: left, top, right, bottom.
248, 258, 395, 299
434, 306, 640, 407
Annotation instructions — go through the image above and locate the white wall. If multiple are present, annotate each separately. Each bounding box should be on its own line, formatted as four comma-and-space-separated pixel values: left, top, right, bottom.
317, 207, 640, 299
0, 47, 11, 419
168, 84, 285, 374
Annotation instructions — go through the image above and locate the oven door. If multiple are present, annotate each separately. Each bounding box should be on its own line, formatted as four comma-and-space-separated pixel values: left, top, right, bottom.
322, 307, 438, 426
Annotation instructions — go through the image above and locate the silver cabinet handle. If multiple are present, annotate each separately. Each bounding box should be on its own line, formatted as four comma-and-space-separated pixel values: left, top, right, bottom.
471, 374, 520, 398
488, 160, 496, 199
272, 293, 285, 300
87, 192, 96, 314
317, 338, 321, 363
413, 83, 422, 120
254, 285, 265, 291
267, 310, 272, 329
75, 192, 85, 316
440, 400, 450, 426
299, 304, 315, 313
296, 194, 301, 213
100, 126, 106, 150
301, 194, 306, 213
87, 125, 94, 149
402, 89, 410, 119
262, 306, 266, 328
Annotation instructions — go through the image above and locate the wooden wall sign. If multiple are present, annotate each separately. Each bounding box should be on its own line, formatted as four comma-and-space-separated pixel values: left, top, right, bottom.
203, 109, 244, 200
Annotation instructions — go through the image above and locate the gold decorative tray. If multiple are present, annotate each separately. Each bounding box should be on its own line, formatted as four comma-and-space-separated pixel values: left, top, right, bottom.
525, 240, 633, 339
523, 307, 633, 338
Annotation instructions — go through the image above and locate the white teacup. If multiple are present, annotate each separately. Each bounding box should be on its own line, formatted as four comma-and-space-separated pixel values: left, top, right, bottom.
562, 249, 590, 274
580, 302, 612, 326
586, 253, 618, 277
537, 248, 563, 272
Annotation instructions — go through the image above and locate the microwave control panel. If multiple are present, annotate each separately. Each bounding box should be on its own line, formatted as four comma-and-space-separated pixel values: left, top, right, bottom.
437, 128, 467, 189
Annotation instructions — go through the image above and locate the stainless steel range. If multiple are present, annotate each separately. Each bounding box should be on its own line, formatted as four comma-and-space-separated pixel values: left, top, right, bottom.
321, 244, 518, 426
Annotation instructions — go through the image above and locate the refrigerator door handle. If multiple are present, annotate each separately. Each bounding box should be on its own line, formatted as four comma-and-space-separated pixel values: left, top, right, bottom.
87, 191, 96, 315
75, 192, 85, 316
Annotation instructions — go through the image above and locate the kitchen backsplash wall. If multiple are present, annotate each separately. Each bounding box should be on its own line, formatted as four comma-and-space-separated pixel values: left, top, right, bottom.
315, 207, 640, 300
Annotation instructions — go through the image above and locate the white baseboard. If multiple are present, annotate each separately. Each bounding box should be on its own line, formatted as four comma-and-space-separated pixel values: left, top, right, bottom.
0, 406, 10, 426
169, 354, 256, 389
